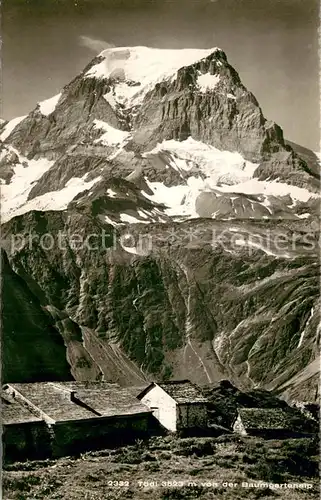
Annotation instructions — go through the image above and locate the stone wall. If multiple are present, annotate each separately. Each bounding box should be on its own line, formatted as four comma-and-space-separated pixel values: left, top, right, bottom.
246, 428, 315, 440
3, 413, 151, 462
3, 422, 52, 463
52, 413, 151, 457
177, 403, 208, 431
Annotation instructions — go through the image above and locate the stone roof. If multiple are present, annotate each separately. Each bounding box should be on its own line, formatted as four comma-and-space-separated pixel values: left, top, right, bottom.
60, 382, 151, 417
139, 380, 208, 404
4, 382, 151, 423
6, 383, 98, 422
238, 408, 295, 431
58, 381, 120, 390
2, 393, 42, 425
121, 384, 150, 399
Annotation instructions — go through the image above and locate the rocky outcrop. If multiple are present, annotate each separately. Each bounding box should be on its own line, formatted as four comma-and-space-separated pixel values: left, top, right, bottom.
4, 71, 125, 160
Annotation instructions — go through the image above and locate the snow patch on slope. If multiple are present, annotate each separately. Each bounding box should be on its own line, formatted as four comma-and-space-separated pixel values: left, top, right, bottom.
121, 244, 140, 255
93, 120, 131, 147
233, 237, 291, 259
0, 116, 27, 142
1, 151, 55, 220
2, 175, 102, 223
297, 308, 315, 348
103, 91, 118, 110
86, 46, 221, 107
120, 237, 152, 256
297, 213, 310, 219
104, 215, 118, 227
197, 72, 220, 92
217, 178, 317, 203
38, 93, 62, 116
143, 177, 201, 218
120, 213, 151, 224
106, 188, 117, 198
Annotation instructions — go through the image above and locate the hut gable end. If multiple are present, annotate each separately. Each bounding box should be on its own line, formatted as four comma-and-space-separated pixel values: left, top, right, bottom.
137, 380, 209, 433
138, 383, 177, 432
138, 380, 208, 405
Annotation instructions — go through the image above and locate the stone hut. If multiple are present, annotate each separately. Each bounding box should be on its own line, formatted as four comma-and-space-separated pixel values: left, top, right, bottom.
2, 381, 152, 462
233, 407, 316, 439
137, 380, 208, 433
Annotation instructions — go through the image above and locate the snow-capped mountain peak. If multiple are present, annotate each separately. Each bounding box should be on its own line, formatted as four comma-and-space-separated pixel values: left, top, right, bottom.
0, 45, 319, 224
85, 46, 222, 108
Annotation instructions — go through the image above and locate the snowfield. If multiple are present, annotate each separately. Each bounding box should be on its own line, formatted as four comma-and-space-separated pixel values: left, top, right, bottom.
1, 131, 318, 224
119, 213, 151, 224
144, 137, 258, 184
141, 137, 318, 219
103, 91, 118, 111
143, 177, 202, 218
2, 175, 102, 223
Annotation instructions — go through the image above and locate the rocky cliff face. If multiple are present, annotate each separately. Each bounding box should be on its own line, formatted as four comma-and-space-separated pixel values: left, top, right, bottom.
2, 210, 320, 399
132, 51, 284, 161
1, 46, 319, 400
1, 249, 72, 383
